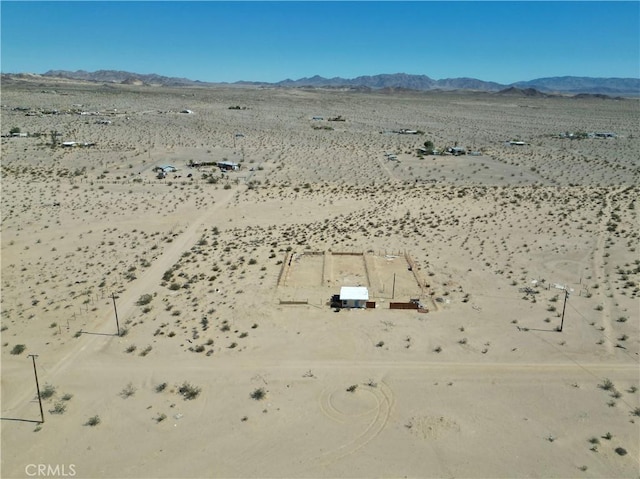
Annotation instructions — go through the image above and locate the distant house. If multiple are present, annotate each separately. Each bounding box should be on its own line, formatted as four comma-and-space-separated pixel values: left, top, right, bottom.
218, 161, 239, 171
11, 132, 28, 138
449, 146, 466, 156
153, 165, 177, 173
62, 141, 77, 147
339, 287, 369, 309
181, 109, 193, 114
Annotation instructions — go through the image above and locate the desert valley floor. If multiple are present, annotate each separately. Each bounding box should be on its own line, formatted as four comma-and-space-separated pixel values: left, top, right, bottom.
1, 77, 639, 478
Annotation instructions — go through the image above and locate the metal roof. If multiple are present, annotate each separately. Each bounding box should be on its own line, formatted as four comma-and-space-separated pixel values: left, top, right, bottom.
340, 286, 369, 301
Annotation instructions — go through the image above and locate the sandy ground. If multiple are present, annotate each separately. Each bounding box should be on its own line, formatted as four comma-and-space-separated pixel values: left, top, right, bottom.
1, 77, 639, 478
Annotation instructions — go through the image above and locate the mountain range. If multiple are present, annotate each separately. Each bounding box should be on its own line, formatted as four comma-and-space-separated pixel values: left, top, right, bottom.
16, 70, 640, 96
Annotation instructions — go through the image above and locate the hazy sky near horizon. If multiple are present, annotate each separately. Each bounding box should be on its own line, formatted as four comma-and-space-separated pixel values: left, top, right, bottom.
2, 1, 639, 84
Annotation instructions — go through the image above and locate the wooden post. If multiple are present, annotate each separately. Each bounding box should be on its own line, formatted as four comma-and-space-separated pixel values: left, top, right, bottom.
392, 274, 396, 299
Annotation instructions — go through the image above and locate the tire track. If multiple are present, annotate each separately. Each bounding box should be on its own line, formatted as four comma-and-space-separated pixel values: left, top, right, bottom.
306, 381, 394, 471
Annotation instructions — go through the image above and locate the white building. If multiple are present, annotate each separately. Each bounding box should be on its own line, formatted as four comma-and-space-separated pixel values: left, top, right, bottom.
339, 286, 369, 308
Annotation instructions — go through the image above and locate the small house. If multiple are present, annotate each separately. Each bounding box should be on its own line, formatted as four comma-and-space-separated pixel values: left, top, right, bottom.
218, 161, 239, 171
153, 165, 177, 173
449, 146, 466, 156
339, 287, 369, 309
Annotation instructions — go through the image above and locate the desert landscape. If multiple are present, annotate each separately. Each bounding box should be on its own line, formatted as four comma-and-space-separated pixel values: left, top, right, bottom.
1, 76, 639, 478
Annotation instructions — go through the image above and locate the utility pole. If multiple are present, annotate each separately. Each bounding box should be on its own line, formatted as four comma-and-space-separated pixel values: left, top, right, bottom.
559, 289, 569, 332
28, 355, 44, 423
112, 292, 120, 336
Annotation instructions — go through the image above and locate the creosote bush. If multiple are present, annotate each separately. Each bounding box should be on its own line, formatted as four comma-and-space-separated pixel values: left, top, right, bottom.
250, 387, 266, 400
85, 415, 101, 426
599, 378, 615, 391
178, 382, 201, 400
136, 294, 153, 306
41, 384, 56, 400
10, 344, 26, 355
49, 401, 67, 415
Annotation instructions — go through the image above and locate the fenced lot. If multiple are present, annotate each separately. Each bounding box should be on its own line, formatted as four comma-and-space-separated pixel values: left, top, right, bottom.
279, 250, 425, 301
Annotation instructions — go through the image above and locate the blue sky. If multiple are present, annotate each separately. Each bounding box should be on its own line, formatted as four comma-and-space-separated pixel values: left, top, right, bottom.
2, 1, 639, 84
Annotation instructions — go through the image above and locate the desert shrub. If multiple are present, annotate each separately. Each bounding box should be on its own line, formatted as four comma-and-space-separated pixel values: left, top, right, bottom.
250, 388, 266, 400
599, 378, 615, 391
155, 382, 167, 393
136, 294, 153, 306
346, 385, 358, 393
155, 413, 167, 423
139, 346, 152, 356
41, 384, 56, 400
178, 382, 201, 400
61, 393, 73, 401
125, 344, 137, 353
375, 341, 384, 348
10, 344, 26, 355
631, 407, 640, 417
85, 415, 101, 426
120, 383, 136, 398
614, 447, 627, 456
49, 401, 66, 415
